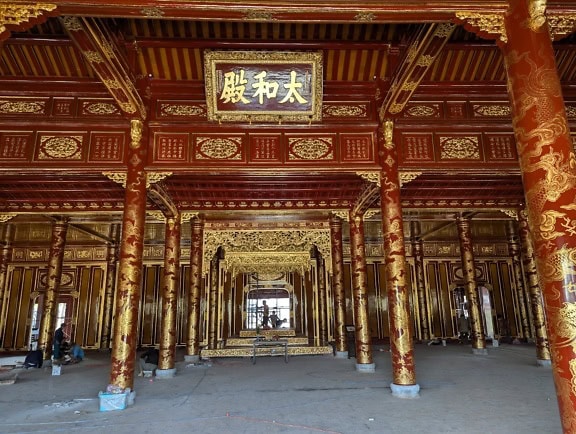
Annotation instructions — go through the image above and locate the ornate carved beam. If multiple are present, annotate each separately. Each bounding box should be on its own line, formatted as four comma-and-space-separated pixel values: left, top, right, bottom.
59, 16, 146, 119
0, 3, 58, 41
148, 181, 178, 219
352, 173, 380, 216
379, 23, 456, 118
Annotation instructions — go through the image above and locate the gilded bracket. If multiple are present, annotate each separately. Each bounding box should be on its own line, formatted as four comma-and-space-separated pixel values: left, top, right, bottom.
102, 171, 126, 188
454, 11, 507, 44
0, 3, 57, 40
399, 171, 422, 187
0, 213, 16, 223
331, 210, 349, 222
181, 212, 200, 223
356, 171, 381, 187
500, 208, 519, 220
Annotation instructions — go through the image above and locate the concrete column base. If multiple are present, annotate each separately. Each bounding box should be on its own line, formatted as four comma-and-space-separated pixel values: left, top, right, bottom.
391, 383, 420, 398
155, 368, 176, 378
355, 362, 375, 373
472, 348, 488, 355
536, 359, 552, 367
184, 354, 200, 363
335, 351, 348, 359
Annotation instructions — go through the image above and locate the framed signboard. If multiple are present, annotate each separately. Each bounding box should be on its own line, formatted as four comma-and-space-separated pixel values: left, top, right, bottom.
204, 50, 323, 123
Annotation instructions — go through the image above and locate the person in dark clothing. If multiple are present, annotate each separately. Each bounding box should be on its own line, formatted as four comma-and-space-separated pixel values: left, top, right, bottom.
53, 323, 66, 360
138, 348, 159, 376
24, 350, 43, 368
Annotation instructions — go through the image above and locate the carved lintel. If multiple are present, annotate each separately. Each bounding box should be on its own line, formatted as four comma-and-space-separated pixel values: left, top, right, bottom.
146, 210, 165, 222
454, 11, 507, 43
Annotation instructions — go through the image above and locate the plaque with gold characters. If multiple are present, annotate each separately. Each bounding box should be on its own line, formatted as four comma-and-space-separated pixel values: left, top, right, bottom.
204, 50, 323, 123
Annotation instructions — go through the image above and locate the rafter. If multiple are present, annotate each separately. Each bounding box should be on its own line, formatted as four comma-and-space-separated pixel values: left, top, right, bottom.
59, 16, 146, 119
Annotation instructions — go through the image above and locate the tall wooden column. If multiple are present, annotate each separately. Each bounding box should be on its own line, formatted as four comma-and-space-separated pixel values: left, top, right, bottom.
0, 223, 14, 339
506, 220, 532, 340
186, 217, 204, 362
518, 209, 550, 366
380, 120, 418, 397
100, 224, 120, 350
502, 3, 576, 429
317, 253, 328, 346
157, 215, 181, 378
456, 215, 486, 354
37, 217, 68, 362
330, 215, 347, 357
109, 119, 147, 392
349, 211, 374, 372
411, 221, 430, 341
207, 256, 219, 350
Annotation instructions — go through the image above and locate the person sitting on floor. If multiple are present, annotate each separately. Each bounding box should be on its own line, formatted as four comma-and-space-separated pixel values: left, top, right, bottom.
70, 342, 84, 362
24, 349, 43, 368
138, 347, 159, 376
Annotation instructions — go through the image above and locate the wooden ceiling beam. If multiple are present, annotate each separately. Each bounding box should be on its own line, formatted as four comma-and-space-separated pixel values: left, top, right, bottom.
59, 16, 146, 120
380, 22, 456, 118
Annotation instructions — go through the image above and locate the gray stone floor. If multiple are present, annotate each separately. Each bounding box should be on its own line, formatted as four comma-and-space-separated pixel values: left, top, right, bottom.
0, 342, 562, 433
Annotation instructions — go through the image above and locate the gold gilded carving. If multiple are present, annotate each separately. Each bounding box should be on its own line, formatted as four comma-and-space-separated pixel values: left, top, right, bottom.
364, 209, 380, 219
500, 209, 519, 220
400, 80, 420, 92
566, 106, 576, 119
130, 119, 143, 150
440, 136, 480, 159
331, 210, 349, 221
399, 171, 421, 187
102, 171, 126, 188
146, 211, 165, 221
434, 22, 456, 38
323, 104, 366, 117
357, 171, 381, 187
243, 10, 276, 21
288, 137, 333, 160
38, 136, 82, 159
455, 12, 507, 43
556, 302, 576, 343
528, 0, 547, 31
547, 14, 576, 40
60, 16, 82, 32
83, 51, 104, 64
161, 104, 205, 116
141, 7, 164, 17
473, 104, 511, 117
147, 172, 172, 187
0, 3, 57, 34
119, 101, 137, 114
196, 137, 241, 160
102, 78, 122, 90
181, 212, 199, 222
406, 105, 437, 117
0, 214, 15, 223
203, 228, 331, 275
354, 12, 375, 22
83, 102, 118, 115
383, 120, 394, 149
224, 252, 310, 277
0, 100, 45, 113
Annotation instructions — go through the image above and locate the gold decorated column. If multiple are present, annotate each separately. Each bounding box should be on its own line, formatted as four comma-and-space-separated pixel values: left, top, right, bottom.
317, 253, 328, 346
349, 211, 374, 372
501, 2, 576, 428
157, 215, 181, 378
330, 215, 347, 356
379, 120, 419, 397
518, 208, 550, 365
0, 223, 14, 338
100, 224, 120, 350
506, 220, 532, 340
37, 217, 69, 362
207, 256, 218, 350
186, 217, 204, 362
456, 215, 486, 354
109, 119, 147, 392
411, 221, 430, 341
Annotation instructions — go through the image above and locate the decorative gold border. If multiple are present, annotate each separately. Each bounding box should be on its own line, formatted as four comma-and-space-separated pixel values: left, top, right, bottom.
204, 50, 323, 123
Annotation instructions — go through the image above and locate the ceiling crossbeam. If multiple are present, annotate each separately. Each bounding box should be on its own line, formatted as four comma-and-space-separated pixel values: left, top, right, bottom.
379, 22, 456, 119
59, 16, 146, 119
